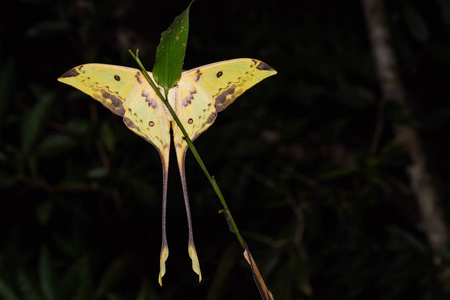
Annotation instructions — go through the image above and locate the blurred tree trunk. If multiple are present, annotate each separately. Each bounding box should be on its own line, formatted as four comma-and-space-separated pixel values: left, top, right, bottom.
361, 0, 450, 290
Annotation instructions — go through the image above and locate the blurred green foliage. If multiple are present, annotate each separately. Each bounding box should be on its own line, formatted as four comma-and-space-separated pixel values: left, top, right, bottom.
2, 0, 450, 299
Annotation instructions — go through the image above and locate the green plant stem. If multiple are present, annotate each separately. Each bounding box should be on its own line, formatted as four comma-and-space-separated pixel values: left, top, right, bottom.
129, 50, 246, 249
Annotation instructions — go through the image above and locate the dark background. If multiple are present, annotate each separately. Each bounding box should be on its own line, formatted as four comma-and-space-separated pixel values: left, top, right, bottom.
2, 0, 450, 299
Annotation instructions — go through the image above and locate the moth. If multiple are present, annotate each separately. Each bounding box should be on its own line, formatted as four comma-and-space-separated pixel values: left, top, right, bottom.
58, 58, 276, 284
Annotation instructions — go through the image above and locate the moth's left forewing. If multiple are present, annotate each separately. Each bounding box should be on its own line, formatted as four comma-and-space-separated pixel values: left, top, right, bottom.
171, 58, 276, 163
173, 58, 276, 138
193, 58, 277, 112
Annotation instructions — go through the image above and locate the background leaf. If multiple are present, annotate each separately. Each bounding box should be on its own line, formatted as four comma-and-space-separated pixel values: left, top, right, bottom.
20, 86, 55, 158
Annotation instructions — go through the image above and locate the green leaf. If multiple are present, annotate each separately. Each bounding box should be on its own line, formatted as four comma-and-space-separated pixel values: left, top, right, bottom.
17, 270, 40, 300
36, 134, 77, 158
152, 2, 192, 96
36, 200, 53, 225
95, 258, 127, 298
0, 59, 16, 125
136, 285, 158, 300
20, 85, 56, 157
106, 294, 121, 300
100, 121, 116, 153
58, 255, 92, 300
207, 244, 240, 300
39, 245, 55, 300
0, 278, 20, 300
403, 3, 428, 42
